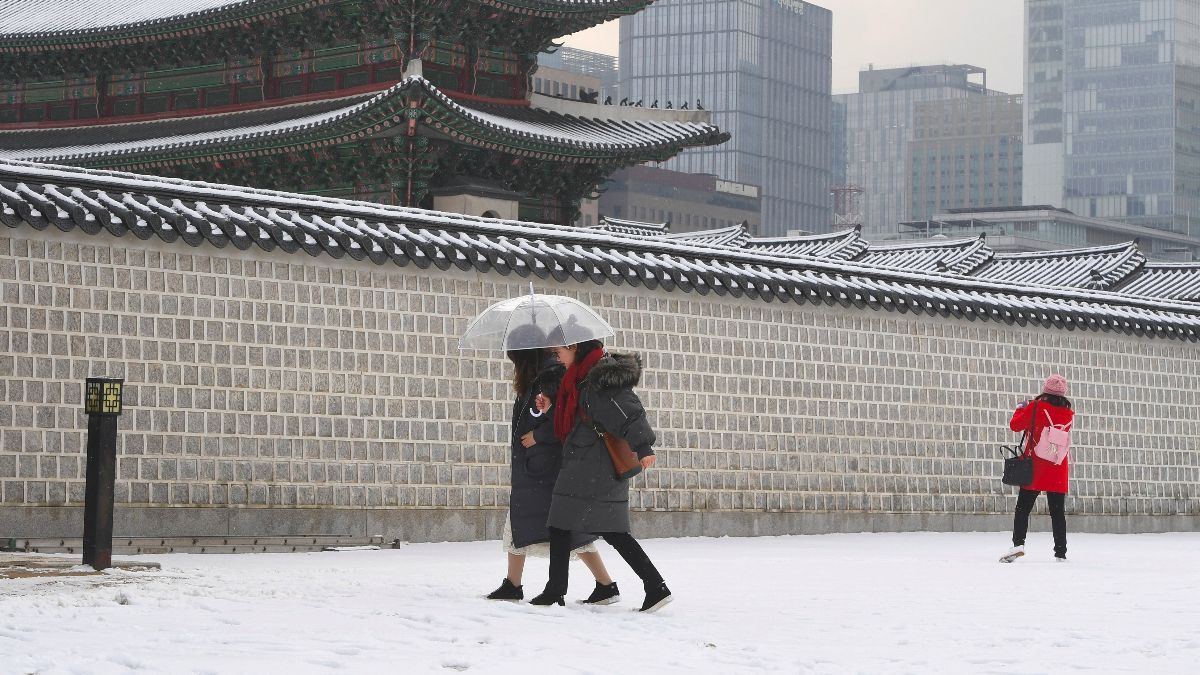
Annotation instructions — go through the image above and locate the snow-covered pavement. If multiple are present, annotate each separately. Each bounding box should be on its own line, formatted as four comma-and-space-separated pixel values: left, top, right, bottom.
3, 531, 1198, 674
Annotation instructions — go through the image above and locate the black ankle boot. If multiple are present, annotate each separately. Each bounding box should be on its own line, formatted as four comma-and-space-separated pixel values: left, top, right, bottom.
485, 578, 523, 601
579, 581, 620, 605
529, 588, 565, 606
639, 582, 672, 613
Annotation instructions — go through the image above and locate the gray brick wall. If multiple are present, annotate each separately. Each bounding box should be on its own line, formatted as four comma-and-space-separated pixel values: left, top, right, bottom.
2, 226, 1198, 539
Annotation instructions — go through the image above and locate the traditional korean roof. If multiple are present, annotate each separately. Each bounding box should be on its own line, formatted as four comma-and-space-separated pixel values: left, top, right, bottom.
0, 0, 654, 52
590, 217, 669, 237
0, 0, 321, 51
1114, 263, 1200, 302
743, 227, 867, 261
974, 242, 1146, 291
660, 222, 750, 247
854, 235, 994, 275
479, 0, 653, 16
0, 74, 727, 167
5, 158, 1200, 341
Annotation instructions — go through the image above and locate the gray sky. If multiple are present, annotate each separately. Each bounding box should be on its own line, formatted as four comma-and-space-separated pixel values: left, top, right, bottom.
562, 0, 1025, 95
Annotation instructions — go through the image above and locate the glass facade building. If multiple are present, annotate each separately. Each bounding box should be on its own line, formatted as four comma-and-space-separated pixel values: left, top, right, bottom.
1024, 0, 1200, 236
619, 0, 833, 235
907, 95, 1024, 222
834, 65, 991, 236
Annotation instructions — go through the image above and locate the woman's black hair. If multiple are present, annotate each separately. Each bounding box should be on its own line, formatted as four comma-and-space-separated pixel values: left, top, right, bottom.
1036, 393, 1073, 410
507, 348, 542, 395
572, 339, 605, 364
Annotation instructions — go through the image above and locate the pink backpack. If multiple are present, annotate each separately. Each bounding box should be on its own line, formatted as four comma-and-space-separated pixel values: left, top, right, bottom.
1033, 409, 1072, 465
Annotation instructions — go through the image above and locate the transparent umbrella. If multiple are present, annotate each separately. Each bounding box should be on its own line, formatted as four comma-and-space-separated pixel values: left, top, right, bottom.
459, 284, 615, 351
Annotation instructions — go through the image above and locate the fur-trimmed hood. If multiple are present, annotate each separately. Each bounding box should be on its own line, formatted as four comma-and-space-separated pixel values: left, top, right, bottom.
586, 352, 643, 390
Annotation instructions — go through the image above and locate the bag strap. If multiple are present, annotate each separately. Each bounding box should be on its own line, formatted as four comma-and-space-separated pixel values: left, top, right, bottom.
1018, 401, 1039, 456
1043, 407, 1073, 432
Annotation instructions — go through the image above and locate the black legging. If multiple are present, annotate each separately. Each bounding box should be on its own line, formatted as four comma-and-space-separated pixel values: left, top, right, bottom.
1012, 489, 1067, 557
546, 526, 663, 596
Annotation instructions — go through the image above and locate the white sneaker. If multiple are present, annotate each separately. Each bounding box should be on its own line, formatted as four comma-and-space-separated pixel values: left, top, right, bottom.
999, 545, 1025, 563
1055, 556, 1068, 563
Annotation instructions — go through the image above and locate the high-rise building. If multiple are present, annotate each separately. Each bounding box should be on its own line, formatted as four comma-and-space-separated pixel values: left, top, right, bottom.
834, 64, 993, 236
619, 0, 833, 236
1023, 0, 1200, 236
907, 95, 1024, 222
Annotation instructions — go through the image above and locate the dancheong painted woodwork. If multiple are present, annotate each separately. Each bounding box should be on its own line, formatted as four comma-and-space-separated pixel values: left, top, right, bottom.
0, 1, 724, 224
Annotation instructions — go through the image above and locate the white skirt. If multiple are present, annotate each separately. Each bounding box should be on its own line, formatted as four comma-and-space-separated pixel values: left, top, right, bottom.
502, 510, 597, 559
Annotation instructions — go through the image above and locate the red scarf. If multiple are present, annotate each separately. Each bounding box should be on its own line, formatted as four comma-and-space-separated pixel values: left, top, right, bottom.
554, 348, 606, 440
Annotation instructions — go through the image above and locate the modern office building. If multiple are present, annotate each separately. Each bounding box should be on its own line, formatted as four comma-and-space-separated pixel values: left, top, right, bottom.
537, 46, 619, 103
898, 205, 1200, 260
835, 64, 995, 236
619, 0, 833, 236
598, 165, 762, 234
907, 94, 1024, 222
1023, 0, 1200, 236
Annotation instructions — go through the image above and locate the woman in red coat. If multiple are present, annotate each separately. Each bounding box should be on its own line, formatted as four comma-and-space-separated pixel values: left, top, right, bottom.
1000, 374, 1075, 563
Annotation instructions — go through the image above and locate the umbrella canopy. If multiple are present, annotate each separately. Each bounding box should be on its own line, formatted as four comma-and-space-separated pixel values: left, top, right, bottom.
459, 286, 615, 351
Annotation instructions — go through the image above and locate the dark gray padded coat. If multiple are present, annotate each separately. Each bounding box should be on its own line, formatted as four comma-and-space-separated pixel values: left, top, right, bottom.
547, 352, 656, 534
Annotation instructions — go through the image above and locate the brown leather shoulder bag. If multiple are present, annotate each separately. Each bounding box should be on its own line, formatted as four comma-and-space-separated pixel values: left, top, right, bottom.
580, 408, 643, 481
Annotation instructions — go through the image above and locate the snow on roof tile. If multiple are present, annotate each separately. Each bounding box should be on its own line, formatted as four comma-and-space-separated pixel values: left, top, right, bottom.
590, 217, 669, 237
1115, 262, 1200, 302
0, 1, 648, 44
0, 0, 263, 37
3, 157, 1200, 340
659, 223, 749, 248
743, 228, 868, 261
853, 235, 994, 275
974, 242, 1146, 291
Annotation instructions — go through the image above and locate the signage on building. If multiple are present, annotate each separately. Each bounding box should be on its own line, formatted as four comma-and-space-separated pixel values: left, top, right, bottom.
775, 0, 806, 14
716, 180, 760, 198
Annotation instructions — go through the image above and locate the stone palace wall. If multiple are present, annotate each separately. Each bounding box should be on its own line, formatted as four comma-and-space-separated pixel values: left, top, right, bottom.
3, 225, 1198, 541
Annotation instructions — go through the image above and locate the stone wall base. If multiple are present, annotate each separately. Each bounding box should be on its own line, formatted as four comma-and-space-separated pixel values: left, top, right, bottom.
4, 507, 1197, 543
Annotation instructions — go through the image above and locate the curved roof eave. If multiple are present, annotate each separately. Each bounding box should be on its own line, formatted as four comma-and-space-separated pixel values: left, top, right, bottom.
1, 76, 727, 168
0, 0, 655, 51
0, 0, 323, 51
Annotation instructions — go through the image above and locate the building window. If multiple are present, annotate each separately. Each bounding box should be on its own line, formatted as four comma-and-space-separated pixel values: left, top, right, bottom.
343, 69, 370, 89
237, 85, 263, 103
111, 98, 137, 116
173, 92, 200, 110
310, 76, 337, 93
374, 66, 403, 84
143, 95, 169, 114
278, 78, 306, 98
204, 88, 231, 107
48, 103, 73, 121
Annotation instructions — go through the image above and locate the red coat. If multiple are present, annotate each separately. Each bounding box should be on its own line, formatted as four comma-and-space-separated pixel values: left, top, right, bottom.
1009, 400, 1074, 493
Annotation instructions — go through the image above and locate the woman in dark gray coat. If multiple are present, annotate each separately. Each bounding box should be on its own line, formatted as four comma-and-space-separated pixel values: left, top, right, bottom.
528, 339, 672, 613
485, 339, 618, 605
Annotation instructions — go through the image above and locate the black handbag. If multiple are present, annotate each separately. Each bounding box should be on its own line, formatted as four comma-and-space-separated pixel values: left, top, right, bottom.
1001, 401, 1039, 487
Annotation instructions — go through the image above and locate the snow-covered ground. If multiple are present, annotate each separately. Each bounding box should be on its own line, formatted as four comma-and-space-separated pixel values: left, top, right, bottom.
3, 531, 1198, 674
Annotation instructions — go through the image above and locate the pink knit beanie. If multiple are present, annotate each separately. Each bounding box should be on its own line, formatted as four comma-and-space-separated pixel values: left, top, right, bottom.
1042, 374, 1068, 396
